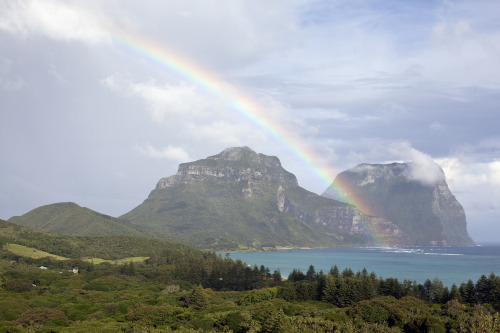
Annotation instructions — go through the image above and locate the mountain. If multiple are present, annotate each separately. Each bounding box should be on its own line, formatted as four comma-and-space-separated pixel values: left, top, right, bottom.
121, 147, 407, 250
8, 202, 149, 237
8, 148, 471, 250
322, 162, 475, 246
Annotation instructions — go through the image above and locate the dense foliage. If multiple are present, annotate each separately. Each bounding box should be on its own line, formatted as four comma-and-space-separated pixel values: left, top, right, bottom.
1, 249, 499, 332
282, 265, 500, 310
1, 220, 499, 332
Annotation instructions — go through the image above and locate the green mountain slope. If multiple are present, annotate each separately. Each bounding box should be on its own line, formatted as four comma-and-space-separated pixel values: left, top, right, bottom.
322, 162, 475, 246
9, 202, 150, 237
11, 148, 470, 250
121, 147, 407, 250
0, 219, 207, 261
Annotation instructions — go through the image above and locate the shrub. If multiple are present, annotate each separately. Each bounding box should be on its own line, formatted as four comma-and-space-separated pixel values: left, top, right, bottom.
0, 297, 30, 321
125, 304, 191, 327
183, 285, 208, 310
84, 275, 127, 291
223, 311, 245, 332
13, 307, 69, 328
239, 288, 277, 306
5, 278, 33, 292
104, 303, 119, 315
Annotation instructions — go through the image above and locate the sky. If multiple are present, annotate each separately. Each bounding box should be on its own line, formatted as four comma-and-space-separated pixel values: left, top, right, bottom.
1, 0, 499, 242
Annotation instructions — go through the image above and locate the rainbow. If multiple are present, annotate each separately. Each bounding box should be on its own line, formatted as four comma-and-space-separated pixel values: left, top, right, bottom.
109, 31, 378, 219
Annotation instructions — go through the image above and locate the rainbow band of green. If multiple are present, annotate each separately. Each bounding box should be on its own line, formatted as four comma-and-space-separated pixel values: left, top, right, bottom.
110, 31, 374, 217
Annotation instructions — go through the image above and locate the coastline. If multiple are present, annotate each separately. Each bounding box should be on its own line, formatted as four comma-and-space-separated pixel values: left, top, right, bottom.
218, 246, 318, 253
224, 245, 500, 287
218, 242, 483, 253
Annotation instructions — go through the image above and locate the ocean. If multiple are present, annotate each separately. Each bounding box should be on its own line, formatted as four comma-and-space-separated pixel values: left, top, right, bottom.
225, 245, 500, 287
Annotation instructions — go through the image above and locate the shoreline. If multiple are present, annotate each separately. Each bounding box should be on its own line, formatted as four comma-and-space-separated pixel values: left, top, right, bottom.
217, 243, 486, 254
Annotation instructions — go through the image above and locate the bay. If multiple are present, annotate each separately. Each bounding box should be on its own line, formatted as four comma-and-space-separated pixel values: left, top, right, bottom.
224, 245, 500, 287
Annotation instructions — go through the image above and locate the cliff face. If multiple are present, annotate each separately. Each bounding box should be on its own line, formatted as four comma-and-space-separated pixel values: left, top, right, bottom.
431, 183, 474, 245
155, 146, 299, 197
322, 163, 475, 246
122, 147, 407, 250
9, 147, 472, 249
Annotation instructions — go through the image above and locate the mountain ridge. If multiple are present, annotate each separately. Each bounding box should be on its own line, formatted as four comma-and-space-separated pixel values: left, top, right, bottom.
9, 202, 151, 237
121, 147, 408, 249
7, 147, 474, 250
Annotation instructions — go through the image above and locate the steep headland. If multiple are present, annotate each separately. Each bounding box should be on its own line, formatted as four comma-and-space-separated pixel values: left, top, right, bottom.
8, 147, 473, 250
121, 147, 407, 249
322, 162, 475, 246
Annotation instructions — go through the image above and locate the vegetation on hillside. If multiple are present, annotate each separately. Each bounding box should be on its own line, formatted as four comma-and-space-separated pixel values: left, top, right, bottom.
8, 202, 151, 237
122, 179, 351, 251
8, 149, 473, 251
120, 147, 408, 250
0, 219, 206, 260
1, 219, 499, 332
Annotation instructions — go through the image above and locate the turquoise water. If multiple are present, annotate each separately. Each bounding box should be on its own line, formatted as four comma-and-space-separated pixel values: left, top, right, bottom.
225, 246, 500, 287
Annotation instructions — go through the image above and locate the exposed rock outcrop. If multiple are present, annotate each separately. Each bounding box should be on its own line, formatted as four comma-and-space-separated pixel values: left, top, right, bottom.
322, 162, 475, 246
122, 147, 408, 250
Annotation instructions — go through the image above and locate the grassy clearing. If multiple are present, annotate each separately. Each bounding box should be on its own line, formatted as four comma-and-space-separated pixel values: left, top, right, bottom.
83, 257, 150, 265
5, 244, 149, 265
5, 244, 69, 260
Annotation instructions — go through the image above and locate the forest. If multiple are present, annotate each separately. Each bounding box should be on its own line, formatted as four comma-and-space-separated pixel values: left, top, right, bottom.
1, 220, 499, 332
1, 250, 500, 332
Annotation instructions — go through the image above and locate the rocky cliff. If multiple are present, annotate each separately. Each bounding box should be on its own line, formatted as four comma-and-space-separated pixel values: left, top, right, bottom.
322, 162, 475, 246
122, 147, 407, 250
155, 146, 298, 195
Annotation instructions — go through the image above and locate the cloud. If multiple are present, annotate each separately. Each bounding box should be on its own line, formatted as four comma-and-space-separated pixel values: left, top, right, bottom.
187, 121, 249, 146
0, 58, 24, 90
134, 144, 190, 163
114, 172, 128, 179
127, 0, 305, 70
100, 74, 298, 155
327, 140, 447, 186
386, 142, 445, 185
100, 74, 123, 92
48, 64, 69, 87
490, 161, 500, 185
437, 156, 500, 188
0, 0, 109, 43
419, 1, 500, 90
1, 0, 499, 237
299, 108, 381, 127
436, 157, 489, 188
429, 121, 445, 131
101, 75, 223, 124
128, 81, 212, 123
432, 19, 471, 41
260, 0, 500, 106
436, 157, 500, 214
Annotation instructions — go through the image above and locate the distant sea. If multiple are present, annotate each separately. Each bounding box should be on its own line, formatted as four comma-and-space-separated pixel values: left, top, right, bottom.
224, 245, 500, 287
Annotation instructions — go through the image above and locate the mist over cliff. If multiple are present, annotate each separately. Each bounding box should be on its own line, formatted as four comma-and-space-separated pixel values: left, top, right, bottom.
323, 162, 475, 246
121, 147, 408, 250
9, 147, 474, 250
